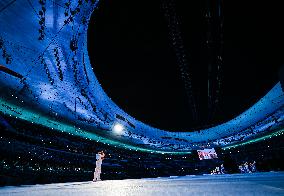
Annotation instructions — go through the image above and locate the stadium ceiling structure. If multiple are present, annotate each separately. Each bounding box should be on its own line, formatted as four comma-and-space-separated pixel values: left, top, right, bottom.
0, 0, 284, 154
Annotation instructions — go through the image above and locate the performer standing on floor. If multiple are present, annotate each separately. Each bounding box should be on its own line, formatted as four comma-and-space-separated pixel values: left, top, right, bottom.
93, 150, 105, 182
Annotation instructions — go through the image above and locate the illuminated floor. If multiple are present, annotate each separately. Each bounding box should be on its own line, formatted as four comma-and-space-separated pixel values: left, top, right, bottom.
1, 172, 284, 196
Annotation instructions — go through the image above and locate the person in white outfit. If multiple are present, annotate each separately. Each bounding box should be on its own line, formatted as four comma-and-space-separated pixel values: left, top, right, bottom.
93, 151, 105, 182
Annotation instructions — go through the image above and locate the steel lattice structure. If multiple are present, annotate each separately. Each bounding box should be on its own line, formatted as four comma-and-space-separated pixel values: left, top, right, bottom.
0, 0, 284, 154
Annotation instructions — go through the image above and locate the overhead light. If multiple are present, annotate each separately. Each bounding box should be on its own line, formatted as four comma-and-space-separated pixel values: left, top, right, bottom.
113, 123, 124, 134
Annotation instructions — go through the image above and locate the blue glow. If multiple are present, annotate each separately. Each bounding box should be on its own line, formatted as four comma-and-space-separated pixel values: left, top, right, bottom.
0, 0, 284, 153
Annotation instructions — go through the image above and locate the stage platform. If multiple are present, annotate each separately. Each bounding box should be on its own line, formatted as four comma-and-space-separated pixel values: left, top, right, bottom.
1, 172, 284, 195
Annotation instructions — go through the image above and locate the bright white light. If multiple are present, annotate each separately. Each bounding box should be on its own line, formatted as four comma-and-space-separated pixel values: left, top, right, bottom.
113, 123, 124, 134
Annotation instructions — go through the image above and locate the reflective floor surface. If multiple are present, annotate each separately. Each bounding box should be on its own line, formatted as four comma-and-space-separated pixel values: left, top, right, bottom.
1, 172, 284, 196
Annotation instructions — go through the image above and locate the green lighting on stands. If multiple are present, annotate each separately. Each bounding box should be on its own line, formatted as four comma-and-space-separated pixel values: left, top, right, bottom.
223, 129, 284, 150
0, 98, 191, 155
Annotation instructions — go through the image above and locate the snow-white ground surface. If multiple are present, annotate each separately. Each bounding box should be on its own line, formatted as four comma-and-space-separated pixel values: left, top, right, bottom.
1, 172, 284, 196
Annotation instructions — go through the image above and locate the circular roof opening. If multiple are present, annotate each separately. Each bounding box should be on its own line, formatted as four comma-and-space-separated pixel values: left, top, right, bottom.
88, 0, 283, 131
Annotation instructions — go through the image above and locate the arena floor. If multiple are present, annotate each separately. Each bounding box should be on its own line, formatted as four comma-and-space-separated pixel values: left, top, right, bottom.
0, 172, 284, 196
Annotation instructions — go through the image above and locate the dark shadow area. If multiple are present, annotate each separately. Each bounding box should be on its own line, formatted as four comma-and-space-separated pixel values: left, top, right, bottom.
88, 0, 283, 131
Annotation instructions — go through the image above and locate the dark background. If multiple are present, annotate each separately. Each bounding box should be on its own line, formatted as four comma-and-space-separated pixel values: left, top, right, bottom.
88, 0, 284, 131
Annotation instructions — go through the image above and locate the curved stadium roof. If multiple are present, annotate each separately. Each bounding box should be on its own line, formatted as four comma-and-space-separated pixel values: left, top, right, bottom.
0, 0, 284, 154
